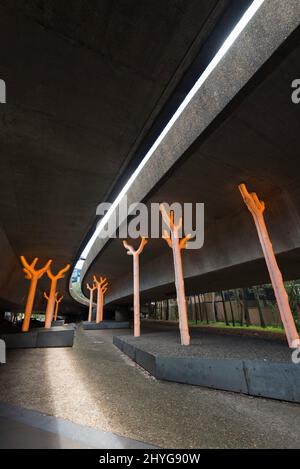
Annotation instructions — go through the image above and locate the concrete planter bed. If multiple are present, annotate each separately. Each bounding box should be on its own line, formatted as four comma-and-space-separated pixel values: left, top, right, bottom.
113, 329, 300, 403
0, 325, 75, 349
51, 319, 65, 327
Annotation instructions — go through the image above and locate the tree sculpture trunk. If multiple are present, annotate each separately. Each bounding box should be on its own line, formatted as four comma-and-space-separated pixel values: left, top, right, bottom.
123, 237, 148, 337
160, 204, 192, 346
239, 183, 300, 348
93, 276, 109, 323
54, 294, 63, 321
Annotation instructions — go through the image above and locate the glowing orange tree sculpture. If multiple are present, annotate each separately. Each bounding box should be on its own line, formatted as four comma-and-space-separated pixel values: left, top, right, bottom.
160, 204, 192, 346
93, 276, 109, 323
54, 294, 63, 321
123, 237, 148, 337
239, 183, 300, 348
44, 290, 57, 319
86, 282, 97, 322
21, 256, 52, 332
44, 264, 70, 329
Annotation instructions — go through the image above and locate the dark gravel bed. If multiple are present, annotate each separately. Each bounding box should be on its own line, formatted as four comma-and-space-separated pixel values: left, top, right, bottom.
115, 328, 292, 362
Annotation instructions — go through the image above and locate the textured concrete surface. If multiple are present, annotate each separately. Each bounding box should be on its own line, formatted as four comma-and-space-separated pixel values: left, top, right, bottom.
0, 326, 300, 448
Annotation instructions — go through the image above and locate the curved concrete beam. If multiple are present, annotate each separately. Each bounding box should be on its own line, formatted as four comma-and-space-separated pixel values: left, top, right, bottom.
71, 0, 300, 304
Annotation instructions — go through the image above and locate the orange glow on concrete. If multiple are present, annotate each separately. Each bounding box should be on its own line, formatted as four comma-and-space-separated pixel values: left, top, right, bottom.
86, 282, 97, 322
44, 264, 70, 329
160, 205, 191, 346
20, 256, 52, 332
239, 183, 300, 349
123, 237, 148, 337
93, 276, 109, 323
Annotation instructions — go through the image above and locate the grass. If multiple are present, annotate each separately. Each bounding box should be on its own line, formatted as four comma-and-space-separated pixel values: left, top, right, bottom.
188, 320, 285, 334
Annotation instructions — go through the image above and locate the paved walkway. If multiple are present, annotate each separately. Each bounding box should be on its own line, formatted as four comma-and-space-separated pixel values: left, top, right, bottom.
0, 325, 300, 448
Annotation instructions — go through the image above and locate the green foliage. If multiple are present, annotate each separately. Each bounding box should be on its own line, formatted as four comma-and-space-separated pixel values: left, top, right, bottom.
189, 320, 284, 334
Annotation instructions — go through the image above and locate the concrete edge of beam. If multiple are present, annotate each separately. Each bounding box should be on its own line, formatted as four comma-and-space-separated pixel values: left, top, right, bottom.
113, 336, 300, 403
0, 326, 75, 349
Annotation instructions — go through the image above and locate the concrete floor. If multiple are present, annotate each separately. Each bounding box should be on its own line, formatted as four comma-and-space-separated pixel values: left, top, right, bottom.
0, 415, 93, 449
0, 403, 153, 449
0, 325, 300, 448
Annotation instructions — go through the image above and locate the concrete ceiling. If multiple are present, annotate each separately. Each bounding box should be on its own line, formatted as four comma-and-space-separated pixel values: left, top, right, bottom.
0, 0, 230, 312
83, 25, 300, 305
